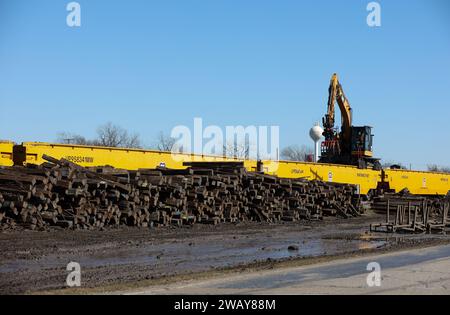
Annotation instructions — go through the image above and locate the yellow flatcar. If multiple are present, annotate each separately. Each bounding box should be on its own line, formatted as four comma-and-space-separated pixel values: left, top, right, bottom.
261, 160, 381, 195
1, 141, 448, 196
0, 140, 14, 167
383, 169, 450, 196
13, 141, 258, 171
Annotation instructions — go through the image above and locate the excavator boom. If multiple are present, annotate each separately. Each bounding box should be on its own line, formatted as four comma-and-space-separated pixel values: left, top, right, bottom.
323, 73, 352, 143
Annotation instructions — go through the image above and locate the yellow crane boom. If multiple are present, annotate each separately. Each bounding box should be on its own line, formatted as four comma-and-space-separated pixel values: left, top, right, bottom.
326, 73, 352, 144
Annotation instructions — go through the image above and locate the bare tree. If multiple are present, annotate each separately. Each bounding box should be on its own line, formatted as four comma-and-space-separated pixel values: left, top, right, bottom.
96, 122, 141, 148
57, 122, 142, 148
56, 132, 92, 145
281, 145, 313, 161
428, 164, 450, 173
126, 133, 141, 149
153, 131, 176, 151
223, 141, 250, 159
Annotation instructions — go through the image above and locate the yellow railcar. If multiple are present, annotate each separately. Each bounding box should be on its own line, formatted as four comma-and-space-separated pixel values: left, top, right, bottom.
0, 141, 14, 167
1, 141, 449, 196
261, 160, 381, 195
14, 142, 257, 171
383, 169, 450, 196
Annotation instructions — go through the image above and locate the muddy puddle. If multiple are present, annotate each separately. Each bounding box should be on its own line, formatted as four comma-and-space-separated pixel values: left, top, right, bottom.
0, 232, 386, 276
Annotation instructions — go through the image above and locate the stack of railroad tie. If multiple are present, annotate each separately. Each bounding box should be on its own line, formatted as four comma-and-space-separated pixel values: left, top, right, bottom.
0, 156, 361, 230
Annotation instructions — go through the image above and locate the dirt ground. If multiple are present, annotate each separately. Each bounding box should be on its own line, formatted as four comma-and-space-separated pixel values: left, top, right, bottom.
1, 212, 449, 294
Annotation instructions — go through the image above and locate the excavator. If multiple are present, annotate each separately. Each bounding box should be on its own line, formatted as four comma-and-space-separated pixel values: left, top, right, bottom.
319, 73, 381, 170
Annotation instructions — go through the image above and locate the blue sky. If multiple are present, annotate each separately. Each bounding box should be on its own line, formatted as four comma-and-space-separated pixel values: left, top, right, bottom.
0, 0, 449, 169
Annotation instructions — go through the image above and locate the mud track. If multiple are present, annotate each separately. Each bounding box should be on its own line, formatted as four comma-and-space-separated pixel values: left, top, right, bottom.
1, 212, 449, 294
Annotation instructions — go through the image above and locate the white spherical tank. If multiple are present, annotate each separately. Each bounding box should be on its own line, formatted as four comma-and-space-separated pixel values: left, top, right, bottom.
309, 122, 323, 162
309, 123, 324, 142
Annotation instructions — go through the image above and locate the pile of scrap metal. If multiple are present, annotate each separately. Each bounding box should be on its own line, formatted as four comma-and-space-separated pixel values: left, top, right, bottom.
370, 192, 450, 234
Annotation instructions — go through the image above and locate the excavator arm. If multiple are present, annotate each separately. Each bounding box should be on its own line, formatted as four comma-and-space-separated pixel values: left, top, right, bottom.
323, 73, 352, 143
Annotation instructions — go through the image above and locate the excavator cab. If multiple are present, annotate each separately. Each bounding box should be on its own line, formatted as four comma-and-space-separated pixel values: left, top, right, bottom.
350, 126, 380, 169
351, 126, 373, 158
